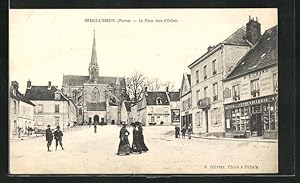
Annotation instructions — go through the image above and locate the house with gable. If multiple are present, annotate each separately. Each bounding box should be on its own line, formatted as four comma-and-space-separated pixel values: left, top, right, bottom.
223, 25, 278, 139
180, 73, 193, 129
9, 81, 35, 138
25, 81, 76, 131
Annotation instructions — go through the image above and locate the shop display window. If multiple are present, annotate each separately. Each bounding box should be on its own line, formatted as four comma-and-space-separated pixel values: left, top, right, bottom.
263, 102, 277, 131
231, 107, 250, 132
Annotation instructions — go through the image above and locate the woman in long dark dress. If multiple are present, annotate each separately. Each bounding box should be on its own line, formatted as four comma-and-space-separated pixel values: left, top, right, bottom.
117, 122, 131, 156
131, 123, 142, 154
136, 121, 148, 152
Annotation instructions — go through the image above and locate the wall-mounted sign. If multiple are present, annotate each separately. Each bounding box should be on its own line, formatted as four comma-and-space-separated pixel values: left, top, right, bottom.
223, 87, 231, 99
171, 109, 180, 122
224, 95, 277, 110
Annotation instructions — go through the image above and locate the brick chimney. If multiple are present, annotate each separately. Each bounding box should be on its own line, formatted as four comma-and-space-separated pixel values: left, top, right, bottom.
11, 81, 19, 96
207, 45, 214, 52
48, 81, 51, 90
246, 16, 261, 45
27, 80, 32, 89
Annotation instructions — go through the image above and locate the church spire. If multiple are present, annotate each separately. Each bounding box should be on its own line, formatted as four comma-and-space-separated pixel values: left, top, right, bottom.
90, 30, 98, 66
88, 30, 99, 82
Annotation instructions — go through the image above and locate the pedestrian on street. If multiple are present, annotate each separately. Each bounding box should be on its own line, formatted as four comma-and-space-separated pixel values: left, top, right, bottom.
45, 125, 53, 152
136, 121, 148, 152
67, 122, 71, 131
187, 124, 192, 139
175, 125, 180, 138
181, 126, 186, 139
94, 123, 97, 133
117, 122, 131, 156
17, 126, 22, 138
130, 122, 142, 154
54, 126, 64, 151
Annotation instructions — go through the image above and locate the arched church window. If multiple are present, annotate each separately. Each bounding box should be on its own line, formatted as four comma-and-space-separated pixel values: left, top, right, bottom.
79, 109, 82, 115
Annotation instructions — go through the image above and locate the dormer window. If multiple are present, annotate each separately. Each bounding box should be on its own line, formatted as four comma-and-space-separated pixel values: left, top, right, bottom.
55, 93, 61, 100
156, 97, 162, 105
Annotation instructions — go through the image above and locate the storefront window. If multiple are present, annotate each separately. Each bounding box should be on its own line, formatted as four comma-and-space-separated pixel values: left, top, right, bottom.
231, 107, 250, 131
263, 103, 277, 131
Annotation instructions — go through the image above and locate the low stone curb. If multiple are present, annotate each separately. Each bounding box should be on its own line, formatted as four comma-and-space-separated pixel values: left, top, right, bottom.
190, 134, 278, 143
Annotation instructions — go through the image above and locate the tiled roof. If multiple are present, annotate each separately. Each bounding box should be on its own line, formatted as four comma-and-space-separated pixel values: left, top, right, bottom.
10, 91, 35, 106
62, 75, 126, 87
124, 101, 131, 112
226, 25, 278, 80
168, 92, 180, 102
25, 86, 67, 101
145, 92, 169, 105
87, 102, 106, 111
222, 26, 250, 46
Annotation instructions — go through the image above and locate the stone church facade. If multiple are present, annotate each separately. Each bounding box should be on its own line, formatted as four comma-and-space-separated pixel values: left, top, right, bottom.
62, 31, 130, 125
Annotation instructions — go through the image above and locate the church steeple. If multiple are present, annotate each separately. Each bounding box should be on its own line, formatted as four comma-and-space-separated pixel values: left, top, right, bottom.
90, 30, 98, 66
89, 30, 99, 83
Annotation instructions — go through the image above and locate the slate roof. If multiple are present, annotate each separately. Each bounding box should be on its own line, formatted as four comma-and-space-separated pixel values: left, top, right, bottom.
145, 92, 169, 105
10, 90, 35, 106
62, 75, 126, 87
168, 92, 180, 102
222, 26, 250, 46
188, 26, 250, 68
124, 101, 131, 112
87, 102, 106, 111
25, 86, 67, 101
226, 25, 278, 80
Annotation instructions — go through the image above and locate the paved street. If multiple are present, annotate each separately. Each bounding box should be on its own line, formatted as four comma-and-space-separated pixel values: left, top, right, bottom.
10, 125, 278, 174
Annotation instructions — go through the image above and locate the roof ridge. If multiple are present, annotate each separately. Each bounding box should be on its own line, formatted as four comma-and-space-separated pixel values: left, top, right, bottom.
222, 26, 246, 44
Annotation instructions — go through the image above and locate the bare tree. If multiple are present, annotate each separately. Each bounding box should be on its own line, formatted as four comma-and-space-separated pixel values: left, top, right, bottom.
163, 81, 176, 91
147, 77, 163, 91
126, 72, 147, 103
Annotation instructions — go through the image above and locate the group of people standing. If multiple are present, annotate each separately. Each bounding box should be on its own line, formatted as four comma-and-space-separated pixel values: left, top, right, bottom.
45, 125, 64, 152
117, 121, 148, 156
175, 124, 192, 139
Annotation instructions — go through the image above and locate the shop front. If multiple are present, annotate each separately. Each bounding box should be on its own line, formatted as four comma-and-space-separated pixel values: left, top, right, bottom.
224, 94, 278, 139
181, 111, 192, 131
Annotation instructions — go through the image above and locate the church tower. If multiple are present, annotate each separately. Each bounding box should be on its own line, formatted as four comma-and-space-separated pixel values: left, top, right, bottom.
88, 30, 99, 83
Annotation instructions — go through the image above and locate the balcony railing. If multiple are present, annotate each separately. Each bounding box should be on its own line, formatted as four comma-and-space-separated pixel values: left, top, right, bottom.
197, 97, 211, 109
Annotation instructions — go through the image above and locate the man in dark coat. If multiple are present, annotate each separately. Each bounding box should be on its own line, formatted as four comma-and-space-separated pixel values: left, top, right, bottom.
54, 126, 64, 150
175, 125, 180, 138
45, 125, 53, 152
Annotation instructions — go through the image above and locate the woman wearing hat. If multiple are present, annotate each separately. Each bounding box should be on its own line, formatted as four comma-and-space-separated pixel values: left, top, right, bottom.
117, 122, 131, 155
136, 121, 148, 152
131, 122, 143, 154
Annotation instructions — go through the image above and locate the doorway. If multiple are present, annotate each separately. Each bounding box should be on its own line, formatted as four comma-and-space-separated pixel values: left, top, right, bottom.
251, 113, 263, 136
94, 115, 99, 125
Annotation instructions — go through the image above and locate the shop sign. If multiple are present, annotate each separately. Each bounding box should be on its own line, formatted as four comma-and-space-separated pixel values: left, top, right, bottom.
223, 87, 231, 99
171, 109, 180, 122
225, 95, 277, 109
243, 69, 268, 80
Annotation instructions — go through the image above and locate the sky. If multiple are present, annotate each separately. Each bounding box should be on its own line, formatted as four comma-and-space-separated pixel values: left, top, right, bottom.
9, 9, 277, 93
